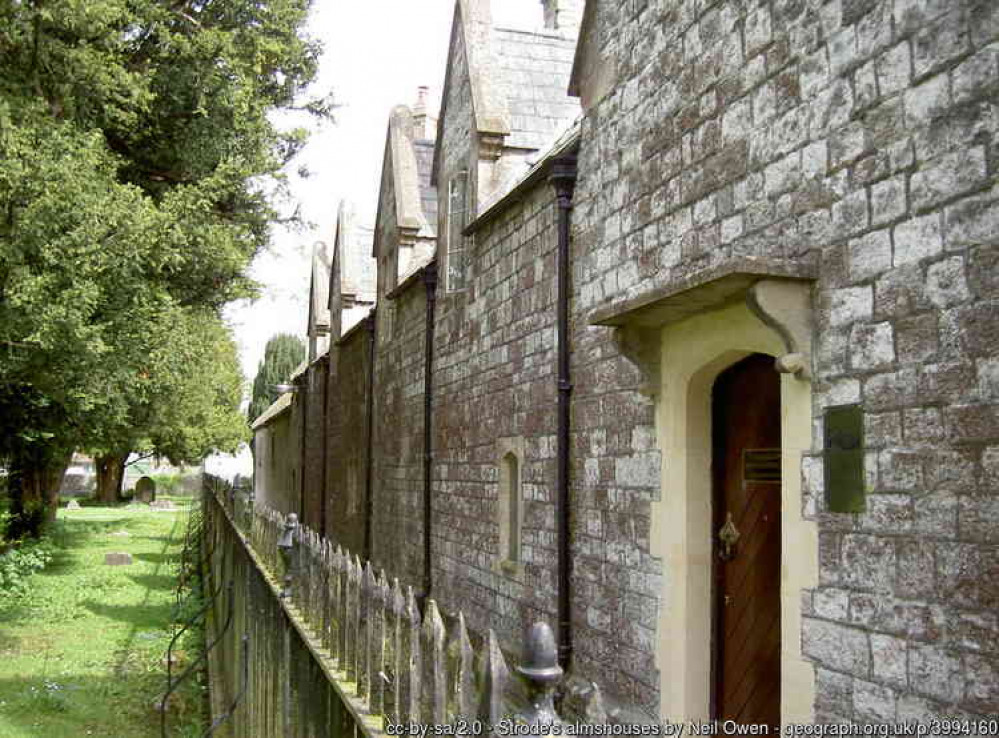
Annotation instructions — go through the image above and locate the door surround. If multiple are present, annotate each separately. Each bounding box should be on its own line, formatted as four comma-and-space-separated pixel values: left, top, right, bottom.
649, 297, 818, 724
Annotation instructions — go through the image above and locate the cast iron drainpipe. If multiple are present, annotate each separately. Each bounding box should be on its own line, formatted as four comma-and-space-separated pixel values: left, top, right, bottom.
298, 370, 308, 523
319, 353, 330, 539
363, 310, 377, 562
421, 262, 439, 607
550, 150, 578, 673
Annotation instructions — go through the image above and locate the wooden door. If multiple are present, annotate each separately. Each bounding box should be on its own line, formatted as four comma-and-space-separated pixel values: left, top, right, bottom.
711, 353, 782, 728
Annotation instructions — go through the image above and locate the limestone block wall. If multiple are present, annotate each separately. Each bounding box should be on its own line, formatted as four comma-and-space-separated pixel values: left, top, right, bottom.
431, 182, 562, 652
326, 321, 373, 557
254, 411, 297, 517
302, 359, 328, 533
571, 0, 998, 719
370, 277, 430, 590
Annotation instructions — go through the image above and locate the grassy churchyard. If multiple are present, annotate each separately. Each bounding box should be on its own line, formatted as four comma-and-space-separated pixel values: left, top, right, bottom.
0, 500, 203, 737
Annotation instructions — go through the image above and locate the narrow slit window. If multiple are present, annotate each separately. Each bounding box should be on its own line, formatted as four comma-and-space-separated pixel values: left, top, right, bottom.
446, 172, 469, 292
499, 452, 521, 563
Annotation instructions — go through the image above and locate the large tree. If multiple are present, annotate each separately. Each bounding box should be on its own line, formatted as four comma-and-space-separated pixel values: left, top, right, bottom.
248, 333, 305, 423
0, 0, 322, 536
89, 309, 250, 503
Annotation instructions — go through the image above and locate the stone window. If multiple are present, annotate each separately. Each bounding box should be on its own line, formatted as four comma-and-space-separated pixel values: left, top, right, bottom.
445, 171, 469, 292
498, 450, 522, 565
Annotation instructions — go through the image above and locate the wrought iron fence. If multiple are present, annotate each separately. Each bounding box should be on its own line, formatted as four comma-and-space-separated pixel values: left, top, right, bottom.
202, 475, 616, 737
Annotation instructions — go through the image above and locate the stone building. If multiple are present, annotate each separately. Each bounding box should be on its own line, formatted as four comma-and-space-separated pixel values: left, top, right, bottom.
253, 0, 999, 726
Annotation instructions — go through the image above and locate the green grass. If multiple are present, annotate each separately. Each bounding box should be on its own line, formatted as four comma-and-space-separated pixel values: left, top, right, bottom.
0, 499, 204, 737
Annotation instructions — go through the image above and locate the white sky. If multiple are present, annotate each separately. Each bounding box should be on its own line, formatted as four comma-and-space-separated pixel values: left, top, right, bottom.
226, 0, 546, 385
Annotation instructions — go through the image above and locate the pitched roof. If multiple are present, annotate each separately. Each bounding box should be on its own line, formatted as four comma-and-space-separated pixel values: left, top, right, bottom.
373, 106, 438, 260
432, 0, 580, 183
332, 201, 377, 304
492, 27, 579, 151
250, 391, 293, 430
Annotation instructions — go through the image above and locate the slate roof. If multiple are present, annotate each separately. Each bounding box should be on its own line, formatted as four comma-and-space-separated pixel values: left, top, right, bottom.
414, 140, 438, 236
492, 27, 580, 151
349, 224, 377, 303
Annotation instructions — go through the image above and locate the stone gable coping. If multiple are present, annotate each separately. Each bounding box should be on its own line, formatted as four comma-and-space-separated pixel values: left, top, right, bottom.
567, 0, 615, 109
308, 240, 333, 335
373, 106, 431, 260
431, 0, 512, 186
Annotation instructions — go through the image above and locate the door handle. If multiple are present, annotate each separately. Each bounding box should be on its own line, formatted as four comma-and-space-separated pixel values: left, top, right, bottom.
718, 512, 740, 561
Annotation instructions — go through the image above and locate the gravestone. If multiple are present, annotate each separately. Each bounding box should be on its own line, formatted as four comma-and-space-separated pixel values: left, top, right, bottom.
135, 476, 156, 503
66, 500, 81, 510
105, 552, 133, 566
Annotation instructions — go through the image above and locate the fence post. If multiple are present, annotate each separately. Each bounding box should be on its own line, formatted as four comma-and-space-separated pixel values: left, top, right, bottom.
330, 546, 345, 667
336, 547, 350, 671
345, 555, 361, 685
358, 561, 375, 699
477, 630, 509, 726
421, 599, 446, 724
277, 513, 298, 599
449, 612, 475, 721
401, 586, 421, 725
516, 622, 563, 727
384, 578, 404, 722
321, 540, 333, 654
369, 570, 388, 712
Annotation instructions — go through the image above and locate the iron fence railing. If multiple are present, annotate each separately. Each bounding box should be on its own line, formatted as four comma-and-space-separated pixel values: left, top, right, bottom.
202, 475, 622, 737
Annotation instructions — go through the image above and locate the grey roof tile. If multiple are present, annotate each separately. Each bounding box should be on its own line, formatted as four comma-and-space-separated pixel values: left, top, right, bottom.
491, 27, 579, 151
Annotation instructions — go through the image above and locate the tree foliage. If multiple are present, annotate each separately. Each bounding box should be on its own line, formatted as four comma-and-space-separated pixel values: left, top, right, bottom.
249, 333, 305, 422
0, 0, 321, 535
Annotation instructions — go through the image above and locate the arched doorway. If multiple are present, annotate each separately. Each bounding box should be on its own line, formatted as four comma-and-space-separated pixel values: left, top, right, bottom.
711, 353, 782, 727
647, 297, 817, 724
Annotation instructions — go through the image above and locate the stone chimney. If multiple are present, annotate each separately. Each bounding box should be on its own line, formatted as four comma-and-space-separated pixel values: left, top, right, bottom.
540, 0, 583, 34
412, 86, 436, 141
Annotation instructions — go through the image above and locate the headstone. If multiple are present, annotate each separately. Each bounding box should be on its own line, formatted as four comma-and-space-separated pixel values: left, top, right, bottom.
135, 476, 156, 503
66, 500, 81, 510
105, 552, 133, 566
149, 500, 175, 510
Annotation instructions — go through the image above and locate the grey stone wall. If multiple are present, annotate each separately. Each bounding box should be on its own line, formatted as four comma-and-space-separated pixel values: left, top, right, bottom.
439, 27, 473, 210
302, 359, 327, 533
572, 0, 998, 719
371, 278, 429, 591
254, 409, 298, 517
326, 323, 372, 556
431, 182, 562, 652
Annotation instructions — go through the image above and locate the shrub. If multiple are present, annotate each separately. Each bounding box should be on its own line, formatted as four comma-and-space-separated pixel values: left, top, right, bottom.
0, 536, 55, 597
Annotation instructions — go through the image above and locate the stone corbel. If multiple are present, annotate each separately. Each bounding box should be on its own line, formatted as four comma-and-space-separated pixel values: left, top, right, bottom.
746, 279, 813, 380
478, 132, 505, 162
612, 325, 661, 398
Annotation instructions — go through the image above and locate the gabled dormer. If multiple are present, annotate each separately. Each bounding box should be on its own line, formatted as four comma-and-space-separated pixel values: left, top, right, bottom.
432, 0, 580, 293
329, 201, 376, 340
306, 240, 333, 362
372, 89, 438, 302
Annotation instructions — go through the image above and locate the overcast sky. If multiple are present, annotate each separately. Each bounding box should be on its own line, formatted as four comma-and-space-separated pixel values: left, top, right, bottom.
226, 0, 545, 385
